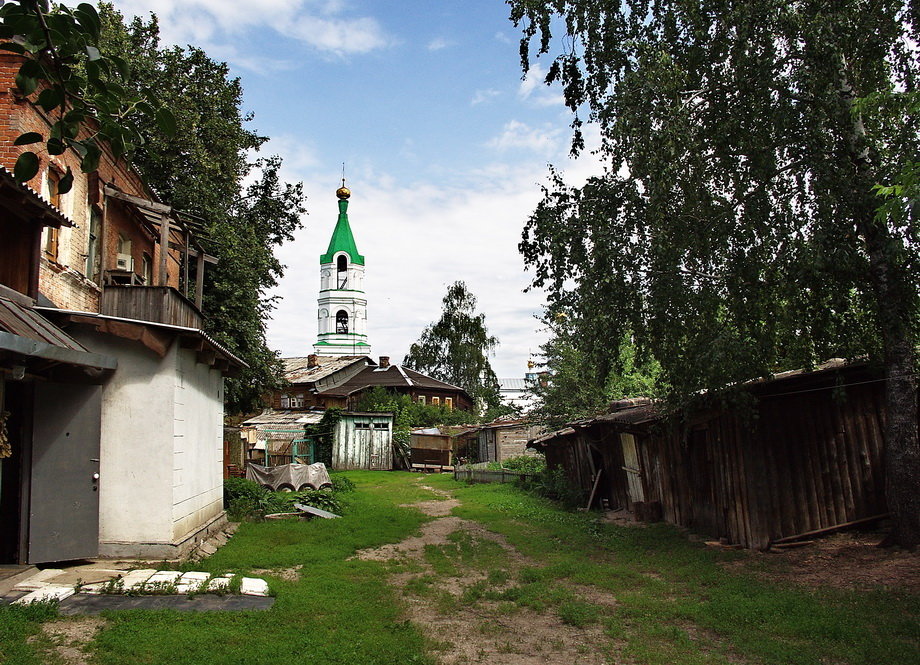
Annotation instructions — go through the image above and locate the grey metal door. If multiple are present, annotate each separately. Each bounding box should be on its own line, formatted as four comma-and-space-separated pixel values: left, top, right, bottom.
28, 384, 101, 563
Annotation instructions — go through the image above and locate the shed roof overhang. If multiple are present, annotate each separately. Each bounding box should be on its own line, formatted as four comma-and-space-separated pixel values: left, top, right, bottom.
37, 307, 248, 377
0, 292, 116, 379
0, 166, 74, 229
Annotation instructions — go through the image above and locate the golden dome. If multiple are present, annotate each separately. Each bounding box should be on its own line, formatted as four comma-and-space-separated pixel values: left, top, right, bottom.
336, 185, 351, 200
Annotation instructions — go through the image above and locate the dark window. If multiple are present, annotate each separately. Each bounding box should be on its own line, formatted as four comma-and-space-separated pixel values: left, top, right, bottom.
337, 255, 347, 288
373, 423, 388, 429
85, 206, 101, 280
336, 310, 349, 333
355, 422, 371, 429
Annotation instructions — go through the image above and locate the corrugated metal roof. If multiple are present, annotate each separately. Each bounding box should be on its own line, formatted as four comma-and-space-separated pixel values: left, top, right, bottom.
499, 378, 528, 391
242, 410, 325, 426
0, 295, 116, 370
0, 166, 73, 228
282, 355, 371, 383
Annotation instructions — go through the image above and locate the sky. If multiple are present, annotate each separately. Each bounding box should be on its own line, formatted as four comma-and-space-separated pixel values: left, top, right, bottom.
108, 0, 601, 377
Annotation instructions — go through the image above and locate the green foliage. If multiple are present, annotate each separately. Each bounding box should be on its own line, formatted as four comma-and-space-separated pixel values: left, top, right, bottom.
510, 0, 918, 393
223, 477, 344, 520
329, 472, 356, 493
485, 454, 546, 474
0, 2, 173, 190
403, 281, 502, 411
96, 4, 304, 413
305, 408, 342, 467
515, 467, 585, 510
530, 324, 662, 427
510, 0, 920, 543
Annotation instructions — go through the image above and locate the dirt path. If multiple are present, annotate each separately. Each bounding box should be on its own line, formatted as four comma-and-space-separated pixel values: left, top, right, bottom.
28, 617, 105, 665
354, 480, 614, 665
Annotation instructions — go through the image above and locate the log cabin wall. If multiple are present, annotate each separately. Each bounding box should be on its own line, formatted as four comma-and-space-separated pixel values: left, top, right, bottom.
542, 363, 893, 549
634, 372, 889, 549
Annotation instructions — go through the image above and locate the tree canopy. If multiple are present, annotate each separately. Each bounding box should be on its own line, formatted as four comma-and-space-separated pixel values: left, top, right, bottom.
97, 3, 304, 412
0, 1, 174, 190
403, 281, 503, 412
510, 1, 919, 544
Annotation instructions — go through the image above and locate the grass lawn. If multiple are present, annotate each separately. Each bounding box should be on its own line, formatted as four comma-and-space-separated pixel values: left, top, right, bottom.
2, 471, 917, 665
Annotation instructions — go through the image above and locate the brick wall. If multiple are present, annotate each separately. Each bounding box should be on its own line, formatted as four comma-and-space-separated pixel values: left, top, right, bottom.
0, 53, 182, 311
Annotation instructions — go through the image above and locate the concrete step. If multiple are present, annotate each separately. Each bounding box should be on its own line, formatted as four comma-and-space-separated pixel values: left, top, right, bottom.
0, 565, 38, 597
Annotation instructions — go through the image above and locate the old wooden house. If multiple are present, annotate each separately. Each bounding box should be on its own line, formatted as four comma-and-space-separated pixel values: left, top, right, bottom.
532, 361, 893, 549
476, 419, 544, 464
0, 52, 243, 563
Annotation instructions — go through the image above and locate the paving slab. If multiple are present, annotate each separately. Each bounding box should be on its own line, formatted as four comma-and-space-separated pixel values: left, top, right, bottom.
206, 575, 233, 592
176, 572, 211, 594
58, 593, 274, 615
240, 577, 269, 596
144, 571, 182, 590
14, 568, 63, 591
119, 569, 158, 590
13, 584, 75, 605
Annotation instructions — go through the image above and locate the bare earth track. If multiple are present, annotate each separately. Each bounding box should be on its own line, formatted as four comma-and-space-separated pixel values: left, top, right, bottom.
354, 481, 614, 665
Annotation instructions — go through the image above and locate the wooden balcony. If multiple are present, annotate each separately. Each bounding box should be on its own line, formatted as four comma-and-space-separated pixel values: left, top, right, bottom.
100, 285, 202, 329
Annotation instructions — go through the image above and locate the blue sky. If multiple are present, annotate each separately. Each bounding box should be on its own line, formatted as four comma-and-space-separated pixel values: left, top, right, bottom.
110, 0, 599, 377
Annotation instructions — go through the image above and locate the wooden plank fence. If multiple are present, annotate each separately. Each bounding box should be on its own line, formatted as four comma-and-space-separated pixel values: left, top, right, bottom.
454, 466, 536, 484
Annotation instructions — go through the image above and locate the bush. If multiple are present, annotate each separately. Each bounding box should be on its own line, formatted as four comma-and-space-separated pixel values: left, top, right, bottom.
223, 477, 345, 520
519, 468, 586, 510
329, 473, 356, 493
485, 454, 546, 474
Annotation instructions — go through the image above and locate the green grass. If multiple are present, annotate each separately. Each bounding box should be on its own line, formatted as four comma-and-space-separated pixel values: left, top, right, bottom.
422, 474, 920, 665
10, 471, 439, 665
0, 602, 60, 665
8, 471, 918, 665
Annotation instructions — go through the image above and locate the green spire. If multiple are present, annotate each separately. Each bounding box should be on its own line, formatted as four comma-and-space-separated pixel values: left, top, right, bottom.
320, 191, 365, 266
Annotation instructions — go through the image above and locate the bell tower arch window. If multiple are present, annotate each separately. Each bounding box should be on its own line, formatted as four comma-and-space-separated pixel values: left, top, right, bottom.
337, 255, 348, 288
336, 310, 349, 334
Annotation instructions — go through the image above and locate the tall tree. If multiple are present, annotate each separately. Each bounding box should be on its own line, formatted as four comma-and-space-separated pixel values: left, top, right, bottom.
510, 2, 919, 545
97, 4, 304, 412
0, 1, 173, 190
403, 281, 502, 411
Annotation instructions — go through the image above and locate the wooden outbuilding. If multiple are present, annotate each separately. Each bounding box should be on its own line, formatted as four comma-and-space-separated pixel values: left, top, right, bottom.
532, 361, 894, 549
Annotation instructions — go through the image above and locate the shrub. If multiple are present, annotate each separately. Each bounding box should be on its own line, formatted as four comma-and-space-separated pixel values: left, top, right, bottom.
520, 468, 586, 510
486, 454, 546, 474
329, 473, 356, 493
224, 477, 345, 519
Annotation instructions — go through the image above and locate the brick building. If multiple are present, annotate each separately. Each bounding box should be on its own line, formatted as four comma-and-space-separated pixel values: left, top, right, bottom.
0, 52, 242, 563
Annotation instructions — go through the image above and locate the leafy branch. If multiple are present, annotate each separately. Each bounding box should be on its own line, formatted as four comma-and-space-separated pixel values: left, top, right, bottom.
0, 1, 174, 192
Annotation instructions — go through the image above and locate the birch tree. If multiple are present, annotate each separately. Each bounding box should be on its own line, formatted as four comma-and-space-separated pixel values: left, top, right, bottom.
511, 1, 920, 546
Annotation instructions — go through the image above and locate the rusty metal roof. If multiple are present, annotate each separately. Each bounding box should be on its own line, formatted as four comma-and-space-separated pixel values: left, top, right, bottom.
242, 410, 326, 427
319, 364, 470, 397
0, 294, 116, 370
282, 355, 372, 383
0, 166, 73, 228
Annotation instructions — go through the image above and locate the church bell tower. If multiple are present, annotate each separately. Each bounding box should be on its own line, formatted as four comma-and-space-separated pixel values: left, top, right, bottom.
314, 182, 371, 356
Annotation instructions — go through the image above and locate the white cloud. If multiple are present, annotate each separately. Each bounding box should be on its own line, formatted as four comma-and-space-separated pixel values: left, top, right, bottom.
494, 31, 512, 45
426, 37, 453, 51
518, 63, 565, 107
264, 127, 604, 378
471, 88, 501, 106
110, 0, 394, 57
486, 120, 564, 156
